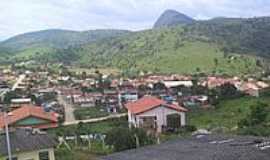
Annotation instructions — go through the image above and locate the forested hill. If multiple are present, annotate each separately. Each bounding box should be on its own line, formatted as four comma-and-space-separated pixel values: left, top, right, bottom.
186, 17, 270, 58
61, 27, 264, 76
0, 29, 130, 52
153, 10, 270, 58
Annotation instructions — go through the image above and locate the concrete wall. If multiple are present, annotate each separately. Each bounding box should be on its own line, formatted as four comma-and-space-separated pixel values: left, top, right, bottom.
2, 148, 55, 160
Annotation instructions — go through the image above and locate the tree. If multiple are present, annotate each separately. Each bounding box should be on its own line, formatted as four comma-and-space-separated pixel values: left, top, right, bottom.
214, 58, 219, 67
81, 71, 87, 80
195, 67, 201, 73
137, 84, 151, 97
215, 83, 242, 100
95, 70, 103, 88
153, 82, 166, 90
3, 91, 19, 104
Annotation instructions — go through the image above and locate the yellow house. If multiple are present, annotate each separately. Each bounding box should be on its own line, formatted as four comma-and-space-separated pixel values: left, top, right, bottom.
0, 129, 57, 160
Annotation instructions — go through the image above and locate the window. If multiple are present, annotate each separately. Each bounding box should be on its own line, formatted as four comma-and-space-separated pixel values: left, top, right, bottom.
39, 151, 49, 160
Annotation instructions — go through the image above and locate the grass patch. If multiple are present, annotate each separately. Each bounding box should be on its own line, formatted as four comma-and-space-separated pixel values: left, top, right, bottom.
49, 116, 128, 135
188, 95, 270, 132
74, 107, 110, 120
55, 147, 99, 160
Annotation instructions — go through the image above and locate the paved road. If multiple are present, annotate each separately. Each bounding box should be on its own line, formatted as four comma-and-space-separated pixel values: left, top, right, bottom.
57, 94, 76, 123
63, 113, 127, 126
12, 74, 26, 91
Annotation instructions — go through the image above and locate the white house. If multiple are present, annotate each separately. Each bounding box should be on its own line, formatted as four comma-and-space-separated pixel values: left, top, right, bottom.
118, 90, 138, 107
10, 98, 32, 108
126, 96, 188, 133
163, 80, 193, 88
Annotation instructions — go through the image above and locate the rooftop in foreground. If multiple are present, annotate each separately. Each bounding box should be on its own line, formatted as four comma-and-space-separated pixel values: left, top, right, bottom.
102, 134, 270, 160
0, 128, 57, 156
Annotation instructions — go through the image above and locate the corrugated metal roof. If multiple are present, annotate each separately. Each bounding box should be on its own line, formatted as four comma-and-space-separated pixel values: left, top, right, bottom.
0, 129, 57, 156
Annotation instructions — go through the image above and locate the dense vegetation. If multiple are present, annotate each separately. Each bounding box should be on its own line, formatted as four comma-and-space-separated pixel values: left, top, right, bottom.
0, 29, 129, 63
186, 17, 270, 58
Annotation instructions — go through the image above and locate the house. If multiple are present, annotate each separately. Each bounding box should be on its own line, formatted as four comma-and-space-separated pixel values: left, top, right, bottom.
118, 89, 138, 105
0, 128, 57, 160
102, 134, 270, 160
104, 97, 119, 113
37, 88, 56, 95
73, 96, 96, 108
163, 80, 193, 88
237, 81, 270, 97
104, 89, 120, 112
125, 96, 187, 133
10, 98, 32, 108
0, 105, 58, 129
201, 76, 239, 89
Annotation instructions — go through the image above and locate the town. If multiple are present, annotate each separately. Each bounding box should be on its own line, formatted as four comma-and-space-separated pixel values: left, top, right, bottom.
1, 1, 270, 160
1, 64, 270, 160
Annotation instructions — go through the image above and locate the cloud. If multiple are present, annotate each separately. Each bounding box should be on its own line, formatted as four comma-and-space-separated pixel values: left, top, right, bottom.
0, 0, 270, 40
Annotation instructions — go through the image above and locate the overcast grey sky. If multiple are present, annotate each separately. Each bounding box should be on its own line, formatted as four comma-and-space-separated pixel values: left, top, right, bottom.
0, 0, 270, 40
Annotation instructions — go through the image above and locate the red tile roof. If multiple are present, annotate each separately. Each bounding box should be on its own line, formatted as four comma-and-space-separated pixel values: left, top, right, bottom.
0, 105, 58, 129
125, 96, 187, 115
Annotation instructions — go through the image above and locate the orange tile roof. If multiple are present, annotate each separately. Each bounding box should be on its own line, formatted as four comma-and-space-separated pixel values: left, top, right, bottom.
125, 96, 187, 115
0, 105, 58, 129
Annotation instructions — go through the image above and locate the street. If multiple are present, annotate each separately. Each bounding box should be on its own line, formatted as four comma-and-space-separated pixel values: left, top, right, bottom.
57, 93, 127, 126
62, 113, 127, 126
12, 74, 26, 91
57, 94, 76, 123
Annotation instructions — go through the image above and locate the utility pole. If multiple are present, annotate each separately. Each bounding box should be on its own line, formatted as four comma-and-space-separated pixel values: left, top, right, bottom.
3, 110, 12, 160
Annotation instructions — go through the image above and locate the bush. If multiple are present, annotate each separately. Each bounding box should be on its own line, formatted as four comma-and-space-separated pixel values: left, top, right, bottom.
215, 83, 244, 100
176, 125, 197, 134
105, 127, 136, 151
105, 127, 155, 152
238, 101, 270, 136
238, 102, 268, 128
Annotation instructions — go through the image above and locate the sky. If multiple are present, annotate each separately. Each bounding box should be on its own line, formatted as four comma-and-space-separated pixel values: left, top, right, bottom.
0, 0, 270, 40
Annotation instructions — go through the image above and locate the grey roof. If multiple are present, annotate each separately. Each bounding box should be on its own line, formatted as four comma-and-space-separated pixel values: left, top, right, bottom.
102, 134, 270, 160
0, 129, 57, 156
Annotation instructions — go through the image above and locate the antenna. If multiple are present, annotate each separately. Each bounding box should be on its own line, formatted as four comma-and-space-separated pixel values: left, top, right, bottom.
4, 112, 12, 160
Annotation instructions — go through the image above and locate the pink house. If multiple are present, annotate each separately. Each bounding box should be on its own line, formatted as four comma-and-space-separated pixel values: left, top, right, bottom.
125, 96, 187, 133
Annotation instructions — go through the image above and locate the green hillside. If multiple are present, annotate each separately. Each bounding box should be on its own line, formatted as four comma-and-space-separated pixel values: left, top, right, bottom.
76, 27, 262, 75
186, 17, 270, 58
0, 29, 130, 53
1, 16, 270, 76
